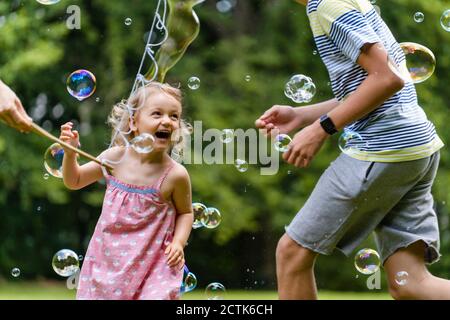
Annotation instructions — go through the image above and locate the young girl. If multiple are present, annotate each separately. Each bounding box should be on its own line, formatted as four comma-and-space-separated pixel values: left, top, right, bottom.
59, 82, 194, 300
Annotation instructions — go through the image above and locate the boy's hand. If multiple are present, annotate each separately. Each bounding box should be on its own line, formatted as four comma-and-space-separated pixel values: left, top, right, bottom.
283, 120, 329, 168
165, 240, 185, 270
255, 105, 303, 136
59, 122, 80, 156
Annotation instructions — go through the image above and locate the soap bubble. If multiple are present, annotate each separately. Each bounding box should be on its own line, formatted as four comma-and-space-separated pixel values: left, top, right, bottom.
52, 249, 80, 277
338, 130, 368, 155
413, 12, 424, 23
354, 248, 380, 275
216, 0, 233, 13
44, 143, 64, 178
274, 134, 292, 153
66, 70, 97, 101
387, 54, 412, 83
180, 265, 197, 293
441, 9, 450, 32
187, 76, 200, 90
124, 18, 132, 26
395, 271, 409, 286
245, 75, 251, 82
205, 282, 226, 300
11, 267, 20, 278
400, 42, 436, 84
192, 202, 208, 229
201, 207, 222, 229
220, 129, 234, 144
284, 74, 316, 103
373, 5, 381, 15
171, 148, 184, 163
130, 133, 155, 154
234, 159, 248, 172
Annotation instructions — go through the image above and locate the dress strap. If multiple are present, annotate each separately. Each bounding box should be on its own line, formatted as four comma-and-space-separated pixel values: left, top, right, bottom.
98, 156, 114, 178
154, 162, 175, 190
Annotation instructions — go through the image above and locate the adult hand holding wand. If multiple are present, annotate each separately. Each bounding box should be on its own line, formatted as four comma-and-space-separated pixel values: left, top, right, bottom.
0, 79, 113, 170
0, 79, 32, 132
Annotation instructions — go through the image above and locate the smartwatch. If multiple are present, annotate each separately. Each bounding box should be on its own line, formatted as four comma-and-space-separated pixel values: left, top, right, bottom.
319, 114, 338, 135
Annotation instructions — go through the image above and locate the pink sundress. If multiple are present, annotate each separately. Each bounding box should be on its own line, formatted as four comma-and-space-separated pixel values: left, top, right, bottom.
76, 163, 183, 300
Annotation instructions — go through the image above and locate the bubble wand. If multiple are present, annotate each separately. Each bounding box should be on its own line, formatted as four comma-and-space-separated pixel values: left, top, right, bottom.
145, 0, 206, 82
30, 122, 114, 170
109, 0, 204, 151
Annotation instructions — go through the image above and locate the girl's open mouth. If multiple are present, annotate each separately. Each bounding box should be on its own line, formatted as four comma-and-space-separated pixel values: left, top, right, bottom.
155, 131, 171, 139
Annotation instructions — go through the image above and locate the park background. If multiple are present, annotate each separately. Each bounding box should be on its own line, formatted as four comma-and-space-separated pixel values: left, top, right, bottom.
0, 0, 449, 299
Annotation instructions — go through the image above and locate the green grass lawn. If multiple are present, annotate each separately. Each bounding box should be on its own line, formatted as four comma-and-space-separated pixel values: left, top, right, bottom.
0, 281, 392, 300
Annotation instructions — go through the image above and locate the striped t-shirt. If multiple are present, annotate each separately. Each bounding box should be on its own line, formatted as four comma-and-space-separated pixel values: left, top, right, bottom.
307, 0, 443, 162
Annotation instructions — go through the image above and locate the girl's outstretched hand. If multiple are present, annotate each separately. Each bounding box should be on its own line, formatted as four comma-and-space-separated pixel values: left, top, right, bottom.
59, 122, 80, 156
165, 241, 185, 270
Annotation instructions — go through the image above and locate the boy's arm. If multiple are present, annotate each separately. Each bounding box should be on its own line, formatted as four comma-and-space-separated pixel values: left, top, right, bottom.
296, 98, 340, 126
255, 98, 340, 136
284, 43, 404, 167
171, 166, 194, 247
327, 43, 404, 130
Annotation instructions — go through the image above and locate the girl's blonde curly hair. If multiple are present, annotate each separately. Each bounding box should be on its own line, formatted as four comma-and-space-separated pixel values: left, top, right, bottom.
107, 82, 192, 160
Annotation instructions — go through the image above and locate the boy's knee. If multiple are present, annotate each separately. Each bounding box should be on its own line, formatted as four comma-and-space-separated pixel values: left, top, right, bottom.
387, 273, 419, 300
276, 234, 316, 270
388, 283, 414, 300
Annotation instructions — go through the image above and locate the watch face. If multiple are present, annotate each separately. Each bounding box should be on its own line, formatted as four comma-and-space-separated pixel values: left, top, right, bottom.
320, 115, 337, 135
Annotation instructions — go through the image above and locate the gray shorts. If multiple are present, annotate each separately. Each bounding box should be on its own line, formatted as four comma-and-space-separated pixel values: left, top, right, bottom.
286, 151, 441, 265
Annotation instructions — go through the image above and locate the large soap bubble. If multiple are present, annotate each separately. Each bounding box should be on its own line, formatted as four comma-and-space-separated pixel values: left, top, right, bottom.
66, 70, 97, 101
44, 143, 65, 178
402, 42, 435, 83
52, 249, 80, 277
284, 74, 316, 103
354, 248, 380, 275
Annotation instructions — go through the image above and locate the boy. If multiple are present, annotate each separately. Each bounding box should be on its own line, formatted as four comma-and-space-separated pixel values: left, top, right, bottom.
256, 0, 450, 299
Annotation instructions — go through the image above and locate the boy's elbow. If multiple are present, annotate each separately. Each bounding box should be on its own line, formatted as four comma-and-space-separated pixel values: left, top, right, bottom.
386, 71, 405, 93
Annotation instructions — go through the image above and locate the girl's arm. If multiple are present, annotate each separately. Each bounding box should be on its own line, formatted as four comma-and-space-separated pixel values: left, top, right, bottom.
60, 122, 104, 190
165, 165, 193, 269
171, 166, 194, 247
62, 156, 103, 190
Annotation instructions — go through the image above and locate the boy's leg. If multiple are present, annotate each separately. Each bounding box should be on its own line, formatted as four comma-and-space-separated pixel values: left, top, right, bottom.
384, 240, 450, 300
276, 233, 318, 300
279, 153, 405, 300
279, 152, 441, 300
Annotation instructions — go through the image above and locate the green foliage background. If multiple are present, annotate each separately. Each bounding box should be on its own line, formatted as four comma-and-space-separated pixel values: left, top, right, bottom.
0, 0, 449, 292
